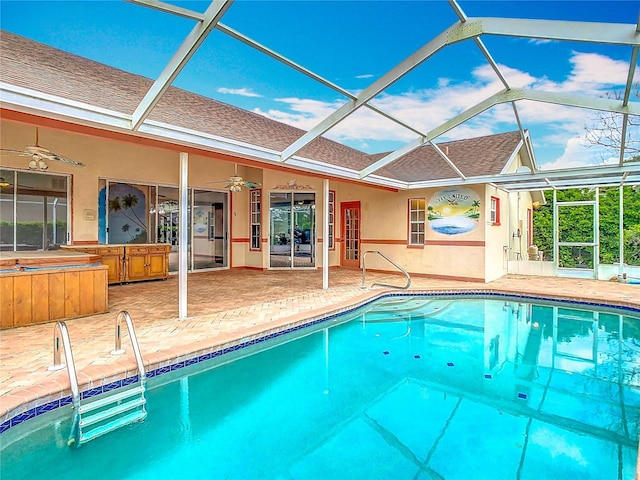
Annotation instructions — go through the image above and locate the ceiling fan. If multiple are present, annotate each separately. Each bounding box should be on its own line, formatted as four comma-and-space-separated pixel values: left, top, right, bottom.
0, 127, 85, 170
208, 164, 261, 192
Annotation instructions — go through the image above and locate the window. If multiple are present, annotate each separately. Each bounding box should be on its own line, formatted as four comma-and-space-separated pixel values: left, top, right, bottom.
328, 190, 335, 250
0, 169, 70, 250
250, 189, 261, 250
408, 198, 426, 246
490, 196, 500, 225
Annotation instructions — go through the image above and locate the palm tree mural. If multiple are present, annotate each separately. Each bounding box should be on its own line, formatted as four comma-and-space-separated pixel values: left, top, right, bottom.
427, 205, 442, 220
121, 223, 132, 239
106, 184, 148, 243
465, 199, 481, 219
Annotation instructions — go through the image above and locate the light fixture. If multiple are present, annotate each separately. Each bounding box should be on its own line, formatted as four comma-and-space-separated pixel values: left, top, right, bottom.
150, 200, 178, 215
0, 177, 9, 188
28, 158, 48, 171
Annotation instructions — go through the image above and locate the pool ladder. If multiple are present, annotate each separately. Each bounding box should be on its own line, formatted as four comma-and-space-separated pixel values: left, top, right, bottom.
48, 311, 147, 447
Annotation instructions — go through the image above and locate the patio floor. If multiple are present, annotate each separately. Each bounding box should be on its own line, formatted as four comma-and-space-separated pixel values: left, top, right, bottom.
1, 268, 639, 423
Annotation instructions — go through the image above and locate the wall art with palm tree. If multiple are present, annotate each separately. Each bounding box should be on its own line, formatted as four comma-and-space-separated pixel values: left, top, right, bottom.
99, 182, 149, 244
427, 187, 481, 235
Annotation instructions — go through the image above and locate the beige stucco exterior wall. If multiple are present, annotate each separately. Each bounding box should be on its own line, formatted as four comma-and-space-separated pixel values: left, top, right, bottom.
1, 121, 241, 242
2, 120, 535, 282
484, 184, 510, 282
328, 182, 487, 281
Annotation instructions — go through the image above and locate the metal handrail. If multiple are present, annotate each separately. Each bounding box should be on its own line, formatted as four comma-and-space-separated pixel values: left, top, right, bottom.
111, 310, 147, 388
48, 321, 81, 406
361, 250, 411, 290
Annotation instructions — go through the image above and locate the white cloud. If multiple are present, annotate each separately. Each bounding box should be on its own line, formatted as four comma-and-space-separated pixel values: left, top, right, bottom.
567, 51, 633, 89
251, 50, 632, 166
217, 87, 261, 98
355, 73, 374, 79
528, 38, 552, 45
539, 134, 606, 170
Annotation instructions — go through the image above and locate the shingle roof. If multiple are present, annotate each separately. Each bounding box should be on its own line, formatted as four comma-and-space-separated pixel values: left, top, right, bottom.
0, 30, 522, 183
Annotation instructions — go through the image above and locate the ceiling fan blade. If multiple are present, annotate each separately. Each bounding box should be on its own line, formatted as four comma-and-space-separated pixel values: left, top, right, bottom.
46, 152, 85, 167
206, 179, 231, 184
0, 148, 32, 157
243, 181, 261, 189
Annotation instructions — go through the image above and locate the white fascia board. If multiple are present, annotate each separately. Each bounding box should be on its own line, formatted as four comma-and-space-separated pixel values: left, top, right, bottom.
0, 83, 132, 129
139, 120, 282, 162
140, 121, 407, 188
523, 132, 540, 172
499, 137, 525, 175
1, 84, 285, 163
0, 84, 404, 188
285, 155, 407, 189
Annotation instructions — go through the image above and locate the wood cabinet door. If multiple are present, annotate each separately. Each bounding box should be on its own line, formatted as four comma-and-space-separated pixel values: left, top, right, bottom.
126, 253, 148, 281
100, 254, 122, 284
147, 252, 167, 279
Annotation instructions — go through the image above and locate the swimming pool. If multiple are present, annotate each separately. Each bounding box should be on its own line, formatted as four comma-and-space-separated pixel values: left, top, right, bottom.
1, 294, 639, 479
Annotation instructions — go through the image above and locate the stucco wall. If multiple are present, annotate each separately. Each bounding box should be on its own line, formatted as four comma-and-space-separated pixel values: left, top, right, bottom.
2, 120, 534, 282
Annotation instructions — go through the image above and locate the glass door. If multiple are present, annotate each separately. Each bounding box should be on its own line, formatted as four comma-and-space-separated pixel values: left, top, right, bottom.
192, 189, 228, 269
0, 170, 70, 251
155, 186, 180, 272
269, 192, 316, 268
153, 186, 228, 272
269, 192, 292, 268
293, 192, 315, 268
341, 201, 360, 268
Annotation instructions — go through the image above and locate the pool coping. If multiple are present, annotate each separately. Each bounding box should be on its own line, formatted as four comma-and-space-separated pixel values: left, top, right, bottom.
2, 287, 640, 436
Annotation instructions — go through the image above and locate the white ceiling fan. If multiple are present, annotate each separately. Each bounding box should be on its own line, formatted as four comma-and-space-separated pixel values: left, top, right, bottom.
0, 127, 85, 170
208, 164, 261, 192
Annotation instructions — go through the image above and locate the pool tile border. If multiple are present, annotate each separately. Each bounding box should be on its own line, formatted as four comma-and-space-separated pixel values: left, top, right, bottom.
3, 290, 639, 435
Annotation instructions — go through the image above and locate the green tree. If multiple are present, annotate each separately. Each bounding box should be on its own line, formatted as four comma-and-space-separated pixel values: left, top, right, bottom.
533, 186, 640, 266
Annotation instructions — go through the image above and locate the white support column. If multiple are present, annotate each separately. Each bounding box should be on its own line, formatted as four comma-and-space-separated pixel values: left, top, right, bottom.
323, 179, 329, 290
179, 152, 189, 320
619, 184, 625, 276
553, 190, 558, 267
594, 187, 600, 279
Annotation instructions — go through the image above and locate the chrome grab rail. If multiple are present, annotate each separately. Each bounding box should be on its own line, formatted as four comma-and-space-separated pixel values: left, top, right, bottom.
361, 250, 411, 290
110, 310, 147, 388
48, 321, 81, 406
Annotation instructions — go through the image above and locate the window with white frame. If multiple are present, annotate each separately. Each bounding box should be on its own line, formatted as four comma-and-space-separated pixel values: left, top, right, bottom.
408, 198, 426, 245
490, 196, 500, 225
328, 190, 335, 250
250, 189, 261, 250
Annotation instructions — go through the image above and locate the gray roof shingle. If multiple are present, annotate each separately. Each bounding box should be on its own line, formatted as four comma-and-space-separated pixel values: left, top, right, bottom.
0, 30, 522, 183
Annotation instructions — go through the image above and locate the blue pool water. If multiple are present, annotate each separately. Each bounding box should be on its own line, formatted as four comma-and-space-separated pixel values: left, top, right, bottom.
1, 295, 640, 479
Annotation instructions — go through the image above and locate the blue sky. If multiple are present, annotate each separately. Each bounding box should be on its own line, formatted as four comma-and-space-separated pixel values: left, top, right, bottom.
1, 0, 638, 170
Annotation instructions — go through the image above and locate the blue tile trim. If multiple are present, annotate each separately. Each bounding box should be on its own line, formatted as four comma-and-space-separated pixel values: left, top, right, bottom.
3, 291, 639, 434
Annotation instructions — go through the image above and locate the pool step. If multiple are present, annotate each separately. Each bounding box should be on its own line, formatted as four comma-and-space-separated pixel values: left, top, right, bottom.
72, 385, 147, 446
78, 410, 147, 445
79, 385, 145, 414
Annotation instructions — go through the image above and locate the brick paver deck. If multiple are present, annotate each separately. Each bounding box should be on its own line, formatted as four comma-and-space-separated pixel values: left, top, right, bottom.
1, 269, 639, 425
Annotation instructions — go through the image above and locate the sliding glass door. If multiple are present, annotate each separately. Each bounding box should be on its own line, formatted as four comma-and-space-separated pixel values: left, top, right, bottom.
269, 192, 315, 268
0, 169, 69, 251
192, 189, 227, 270
99, 180, 228, 272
